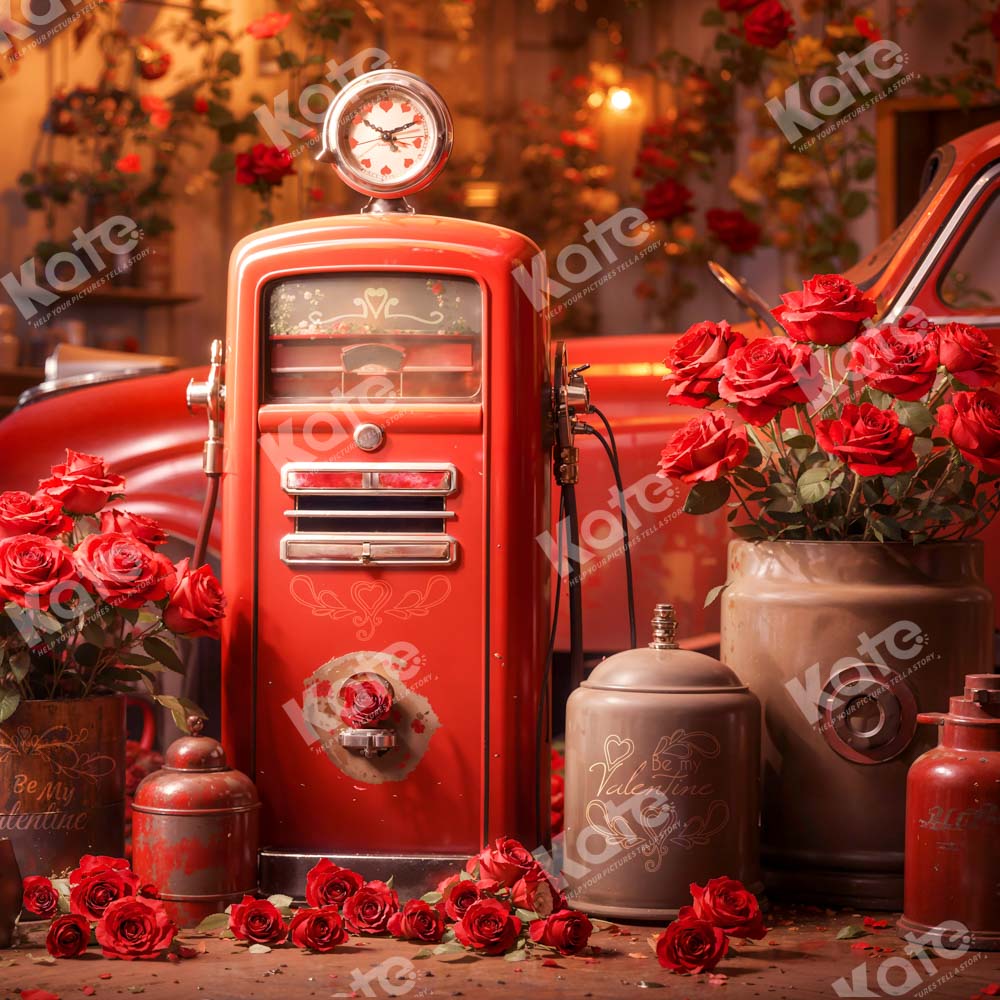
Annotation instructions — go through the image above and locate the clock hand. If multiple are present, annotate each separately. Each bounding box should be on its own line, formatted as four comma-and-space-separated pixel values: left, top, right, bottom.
363, 118, 390, 138
384, 119, 416, 135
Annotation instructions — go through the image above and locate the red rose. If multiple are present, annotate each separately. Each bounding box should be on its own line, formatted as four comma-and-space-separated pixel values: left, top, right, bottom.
816, 402, 916, 477
0, 534, 78, 610
454, 898, 522, 955
772, 274, 876, 347
742, 0, 794, 47
657, 412, 749, 484
70, 865, 140, 921
663, 320, 747, 409
510, 869, 564, 918
288, 905, 349, 952
22, 875, 59, 918
45, 913, 91, 959
937, 389, 1000, 475
99, 510, 168, 548
229, 895, 288, 945
469, 837, 539, 888
74, 532, 174, 609
0, 492, 71, 540
438, 875, 499, 921
655, 907, 728, 974
95, 895, 176, 960
246, 11, 292, 38
236, 143, 295, 188
137, 39, 171, 80
305, 859, 364, 909
39, 450, 125, 515
690, 877, 766, 939
387, 899, 446, 943
343, 880, 399, 935
642, 178, 694, 223
70, 855, 133, 885
719, 338, 822, 425
938, 322, 999, 389
339, 677, 392, 728
529, 908, 593, 956
848, 323, 939, 401
706, 208, 761, 254
163, 558, 226, 638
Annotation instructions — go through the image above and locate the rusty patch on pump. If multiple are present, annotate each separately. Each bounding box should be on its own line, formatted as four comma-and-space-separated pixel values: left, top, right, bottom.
302, 650, 439, 784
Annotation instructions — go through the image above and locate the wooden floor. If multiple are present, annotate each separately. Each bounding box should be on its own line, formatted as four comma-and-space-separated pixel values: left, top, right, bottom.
2, 906, 999, 999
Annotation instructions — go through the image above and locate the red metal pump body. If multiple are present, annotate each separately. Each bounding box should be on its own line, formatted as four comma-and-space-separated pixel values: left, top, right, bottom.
219, 213, 551, 894
900, 673, 1000, 950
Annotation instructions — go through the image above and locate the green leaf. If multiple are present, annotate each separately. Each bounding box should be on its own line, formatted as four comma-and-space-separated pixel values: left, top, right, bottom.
385, 875, 394, 890
153, 694, 207, 734
867, 389, 893, 410
836, 925, 869, 940
119, 608, 139, 625
703, 583, 728, 608
745, 447, 763, 467
267, 894, 293, 908
736, 467, 768, 488
0, 687, 20, 724
505, 948, 528, 962
782, 431, 814, 449
143, 636, 185, 674
191, 912, 231, 934
209, 150, 237, 175
412, 947, 433, 959
515, 908, 539, 922
730, 523, 766, 539
217, 50, 241, 76
421, 891, 443, 904
895, 400, 934, 434
10, 649, 30, 683
700, 6, 724, 25
843, 191, 869, 219
74, 643, 101, 668
798, 479, 831, 505
854, 157, 876, 181
276, 50, 301, 69
118, 653, 158, 667
684, 480, 731, 515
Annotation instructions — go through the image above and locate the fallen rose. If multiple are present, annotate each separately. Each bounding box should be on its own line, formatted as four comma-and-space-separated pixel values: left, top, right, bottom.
70, 864, 140, 921
529, 908, 593, 956
289, 905, 349, 952
46, 913, 91, 958
22, 875, 59, 919
690, 877, 765, 939
469, 837, 539, 888
95, 895, 177, 961
229, 895, 288, 946
511, 869, 564, 918
655, 908, 728, 974
454, 898, 522, 955
387, 899, 446, 943
438, 875, 499, 922
343, 880, 399, 935
304, 859, 364, 909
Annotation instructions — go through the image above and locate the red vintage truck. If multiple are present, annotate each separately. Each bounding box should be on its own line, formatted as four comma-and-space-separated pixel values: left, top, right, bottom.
2, 120, 998, 665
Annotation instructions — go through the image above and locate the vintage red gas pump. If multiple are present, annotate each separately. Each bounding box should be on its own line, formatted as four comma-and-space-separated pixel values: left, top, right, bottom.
187, 70, 613, 896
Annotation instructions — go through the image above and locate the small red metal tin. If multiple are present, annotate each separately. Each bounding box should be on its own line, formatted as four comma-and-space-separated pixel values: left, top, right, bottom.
899, 674, 1000, 950
132, 717, 260, 928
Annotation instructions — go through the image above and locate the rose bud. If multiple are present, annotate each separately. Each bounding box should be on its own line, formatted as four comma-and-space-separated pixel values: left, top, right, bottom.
46, 913, 91, 959
95, 895, 177, 960
289, 905, 349, 952
343, 880, 399, 935
39, 449, 125, 515
529, 908, 593, 956
655, 908, 728, 974
690, 877, 766, 939
304, 859, 364, 909
387, 899, 446, 943
22, 875, 59, 919
454, 898, 522, 955
163, 558, 227, 639
228, 895, 288, 945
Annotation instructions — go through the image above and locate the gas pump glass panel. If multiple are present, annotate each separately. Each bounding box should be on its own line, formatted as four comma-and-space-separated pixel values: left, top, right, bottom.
265, 272, 483, 402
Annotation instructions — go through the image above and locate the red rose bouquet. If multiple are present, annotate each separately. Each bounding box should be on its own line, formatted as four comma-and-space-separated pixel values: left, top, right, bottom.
659, 275, 1000, 543
0, 450, 225, 727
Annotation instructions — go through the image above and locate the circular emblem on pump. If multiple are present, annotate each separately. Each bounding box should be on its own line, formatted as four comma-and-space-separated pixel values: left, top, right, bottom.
353, 422, 385, 452
318, 69, 453, 200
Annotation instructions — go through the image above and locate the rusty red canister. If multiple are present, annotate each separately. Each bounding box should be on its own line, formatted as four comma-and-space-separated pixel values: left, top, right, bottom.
899, 673, 1000, 950
132, 717, 259, 928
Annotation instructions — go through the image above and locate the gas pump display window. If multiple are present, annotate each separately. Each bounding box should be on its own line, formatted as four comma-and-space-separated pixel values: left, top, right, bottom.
265, 273, 482, 402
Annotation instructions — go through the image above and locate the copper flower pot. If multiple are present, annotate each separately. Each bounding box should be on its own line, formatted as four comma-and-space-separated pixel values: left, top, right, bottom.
0, 696, 125, 879
0, 838, 21, 948
720, 539, 993, 909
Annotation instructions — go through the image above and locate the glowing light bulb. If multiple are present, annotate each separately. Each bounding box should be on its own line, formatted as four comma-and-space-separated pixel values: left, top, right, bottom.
608, 87, 633, 111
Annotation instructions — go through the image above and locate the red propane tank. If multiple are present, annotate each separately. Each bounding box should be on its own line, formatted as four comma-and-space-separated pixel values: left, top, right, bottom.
132, 716, 260, 928
899, 673, 1000, 950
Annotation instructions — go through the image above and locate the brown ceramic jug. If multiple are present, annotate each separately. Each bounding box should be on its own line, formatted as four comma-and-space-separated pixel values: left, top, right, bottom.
0, 838, 22, 949
563, 604, 761, 920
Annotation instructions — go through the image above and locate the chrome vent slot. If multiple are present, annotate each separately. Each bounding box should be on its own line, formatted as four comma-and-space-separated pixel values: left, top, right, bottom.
279, 463, 458, 567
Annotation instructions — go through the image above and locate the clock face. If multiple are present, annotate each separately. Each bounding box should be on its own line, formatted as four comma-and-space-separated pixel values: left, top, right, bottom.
321, 71, 453, 199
